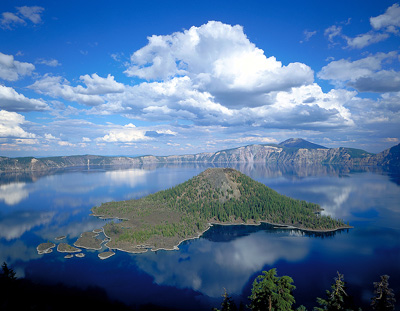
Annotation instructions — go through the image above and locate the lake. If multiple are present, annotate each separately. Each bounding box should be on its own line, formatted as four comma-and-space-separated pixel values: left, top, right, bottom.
0, 163, 399, 310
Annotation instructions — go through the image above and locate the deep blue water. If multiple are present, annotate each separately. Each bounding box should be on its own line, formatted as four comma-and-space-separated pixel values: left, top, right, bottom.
0, 164, 399, 310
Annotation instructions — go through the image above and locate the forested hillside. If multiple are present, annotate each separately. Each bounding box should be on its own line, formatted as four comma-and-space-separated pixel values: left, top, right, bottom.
92, 168, 350, 253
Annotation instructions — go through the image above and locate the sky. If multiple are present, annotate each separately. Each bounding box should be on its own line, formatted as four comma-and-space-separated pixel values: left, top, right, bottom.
0, 0, 399, 157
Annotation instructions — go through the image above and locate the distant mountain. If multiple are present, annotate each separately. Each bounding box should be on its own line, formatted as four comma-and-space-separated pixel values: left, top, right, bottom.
363, 143, 400, 167
278, 138, 327, 149
0, 139, 399, 172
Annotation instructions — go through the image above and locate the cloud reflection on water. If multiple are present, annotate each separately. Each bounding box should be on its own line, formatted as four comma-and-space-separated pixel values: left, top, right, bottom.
0, 239, 40, 277
0, 210, 54, 240
302, 173, 400, 229
105, 169, 148, 187
134, 230, 309, 297
0, 182, 30, 205
0, 165, 398, 310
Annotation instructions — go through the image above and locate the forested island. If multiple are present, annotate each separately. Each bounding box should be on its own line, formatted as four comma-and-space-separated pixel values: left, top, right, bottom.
92, 168, 351, 253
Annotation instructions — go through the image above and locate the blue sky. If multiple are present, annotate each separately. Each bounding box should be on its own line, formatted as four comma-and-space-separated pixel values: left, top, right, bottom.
1, 0, 399, 156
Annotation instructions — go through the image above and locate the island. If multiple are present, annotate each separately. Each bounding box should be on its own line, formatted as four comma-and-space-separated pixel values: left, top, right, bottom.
57, 243, 81, 253
74, 231, 104, 250
98, 251, 115, 260
37, 242, 56, 255
92, 168, 351, 253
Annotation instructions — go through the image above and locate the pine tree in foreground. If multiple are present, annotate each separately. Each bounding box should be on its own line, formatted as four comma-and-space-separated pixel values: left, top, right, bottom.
314, 271, 348, 311
213, 288, 238, 311
371, 275, 396, 311
249, 268, 296, 311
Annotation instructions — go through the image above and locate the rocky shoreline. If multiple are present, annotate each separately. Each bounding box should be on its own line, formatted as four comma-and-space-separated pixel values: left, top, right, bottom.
97, 219, 353, 254
37, 229, 114, 260
37, 219, 352, 259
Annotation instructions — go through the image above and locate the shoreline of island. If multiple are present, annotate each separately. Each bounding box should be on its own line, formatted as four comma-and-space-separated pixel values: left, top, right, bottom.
95, 216, 353, 254
89, 168, 354, 255
155, 221, 353, 253
37, 215, 352, 257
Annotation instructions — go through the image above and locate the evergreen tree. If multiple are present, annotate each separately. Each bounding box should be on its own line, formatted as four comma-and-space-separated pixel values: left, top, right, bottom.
371, 275, 396, 311
0, 262, 16, 281
249, 268, 296, 311
213, 288, 238, 311
314, 272, 348, 311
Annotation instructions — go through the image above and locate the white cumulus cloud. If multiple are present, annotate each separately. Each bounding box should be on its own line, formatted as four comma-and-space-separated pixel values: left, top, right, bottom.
0, 85, 49, 112
125, 21, 314, 107
318, 52, 400, 92
0, 52, 35, 81
77, 73, 125, 95
97, 123, 151, 143
0, 110, 36, 138
29, 73, 125, 106
343, 32, 389, 49
370, 3, 400, 33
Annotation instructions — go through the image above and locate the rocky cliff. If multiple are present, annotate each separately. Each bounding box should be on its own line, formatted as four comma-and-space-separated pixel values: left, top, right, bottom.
0, 139, 399, 172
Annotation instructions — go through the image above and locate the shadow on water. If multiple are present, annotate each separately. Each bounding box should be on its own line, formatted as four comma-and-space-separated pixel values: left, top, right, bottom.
201, 222, 347, 243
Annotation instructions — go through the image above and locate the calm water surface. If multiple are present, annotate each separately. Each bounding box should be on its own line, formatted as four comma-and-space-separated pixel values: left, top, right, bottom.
0, 164, 399, 310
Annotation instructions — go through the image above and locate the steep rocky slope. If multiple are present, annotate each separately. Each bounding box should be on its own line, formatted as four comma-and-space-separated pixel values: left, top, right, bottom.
1, 139, 398, 172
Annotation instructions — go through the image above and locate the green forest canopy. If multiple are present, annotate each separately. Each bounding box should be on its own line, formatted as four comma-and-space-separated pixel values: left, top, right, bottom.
92, 168, 350, 251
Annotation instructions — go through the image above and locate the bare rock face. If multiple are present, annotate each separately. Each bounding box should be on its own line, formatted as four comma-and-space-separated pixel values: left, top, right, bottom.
199, 168, 241, 203
366, 143, 400, 167
1, 139, 399, 172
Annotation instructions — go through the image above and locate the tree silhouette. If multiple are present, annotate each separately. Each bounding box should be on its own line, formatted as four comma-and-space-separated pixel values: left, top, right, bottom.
0, 262, 16, 281
371, 275, 396, 311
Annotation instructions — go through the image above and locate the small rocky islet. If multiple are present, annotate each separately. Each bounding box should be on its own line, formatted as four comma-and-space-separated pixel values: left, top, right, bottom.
37, 229, 113, 260
57, 243, 81, 253
37, 242, 56, 255
98, 251, 115, 260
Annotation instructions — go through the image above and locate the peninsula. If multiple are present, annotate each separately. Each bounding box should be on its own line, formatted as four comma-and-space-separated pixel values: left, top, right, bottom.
92, 168, 351, 253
